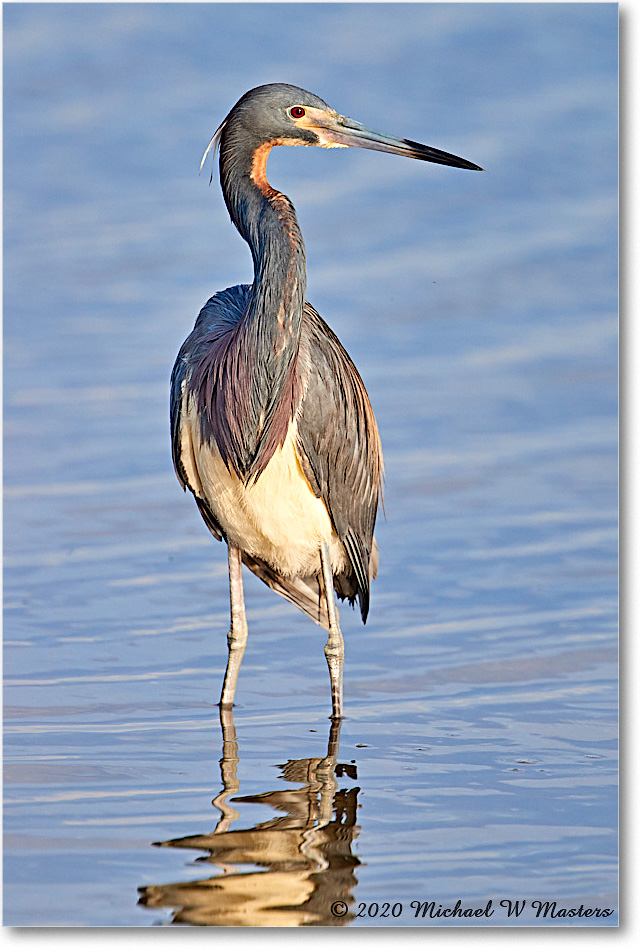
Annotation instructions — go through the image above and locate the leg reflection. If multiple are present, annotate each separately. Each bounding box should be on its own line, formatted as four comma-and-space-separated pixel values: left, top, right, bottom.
211, 706, 240, 834
138, 710, 361, 926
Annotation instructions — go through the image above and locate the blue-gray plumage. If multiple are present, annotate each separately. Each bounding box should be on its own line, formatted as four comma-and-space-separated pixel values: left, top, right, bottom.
171, 84, 481, 718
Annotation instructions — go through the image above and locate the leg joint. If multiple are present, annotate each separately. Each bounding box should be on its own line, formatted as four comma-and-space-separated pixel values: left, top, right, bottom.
324, 640, 344, 661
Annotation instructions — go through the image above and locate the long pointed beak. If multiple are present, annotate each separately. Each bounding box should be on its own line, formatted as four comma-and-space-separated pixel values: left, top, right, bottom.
312, 114, 483, 171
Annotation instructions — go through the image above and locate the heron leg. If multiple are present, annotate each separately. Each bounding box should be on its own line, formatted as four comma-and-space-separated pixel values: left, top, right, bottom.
220, 542, 248, 708
320, 542, 344, 720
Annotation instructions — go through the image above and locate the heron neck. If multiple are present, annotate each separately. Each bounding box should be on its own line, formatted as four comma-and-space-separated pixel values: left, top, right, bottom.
220, 140, 307, 348
214, 136, 307, 477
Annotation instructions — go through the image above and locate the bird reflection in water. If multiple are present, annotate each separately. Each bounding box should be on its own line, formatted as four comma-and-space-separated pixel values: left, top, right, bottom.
138, 709, 361, 926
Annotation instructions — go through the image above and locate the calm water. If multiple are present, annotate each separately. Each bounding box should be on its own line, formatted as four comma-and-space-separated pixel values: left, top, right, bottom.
3, 2, 618, 928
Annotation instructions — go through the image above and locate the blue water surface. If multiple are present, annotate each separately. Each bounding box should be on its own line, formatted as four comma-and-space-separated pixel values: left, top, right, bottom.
3, 2, 617, 928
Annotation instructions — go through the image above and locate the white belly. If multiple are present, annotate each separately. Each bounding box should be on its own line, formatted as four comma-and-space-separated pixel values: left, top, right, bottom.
181, 397, 347, 579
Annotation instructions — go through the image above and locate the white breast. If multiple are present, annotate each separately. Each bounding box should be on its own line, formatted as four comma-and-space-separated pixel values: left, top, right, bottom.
180, 395, 347, 580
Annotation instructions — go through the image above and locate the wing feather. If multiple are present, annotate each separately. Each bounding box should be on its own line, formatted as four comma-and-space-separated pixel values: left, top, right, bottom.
297, 304, 383, 622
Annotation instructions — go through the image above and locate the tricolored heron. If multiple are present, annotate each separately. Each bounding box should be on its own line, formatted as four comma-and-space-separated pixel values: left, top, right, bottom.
171, 83, 481, 719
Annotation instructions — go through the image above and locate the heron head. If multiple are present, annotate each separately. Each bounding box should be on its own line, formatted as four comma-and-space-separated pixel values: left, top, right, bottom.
202, 83, 482, 174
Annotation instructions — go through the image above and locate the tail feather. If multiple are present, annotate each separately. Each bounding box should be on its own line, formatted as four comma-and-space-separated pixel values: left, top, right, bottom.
241, 552, 331, 631
241, 537, 379, 630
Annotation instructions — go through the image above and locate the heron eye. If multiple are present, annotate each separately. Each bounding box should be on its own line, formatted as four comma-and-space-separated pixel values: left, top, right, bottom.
290, 106, 306, 119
